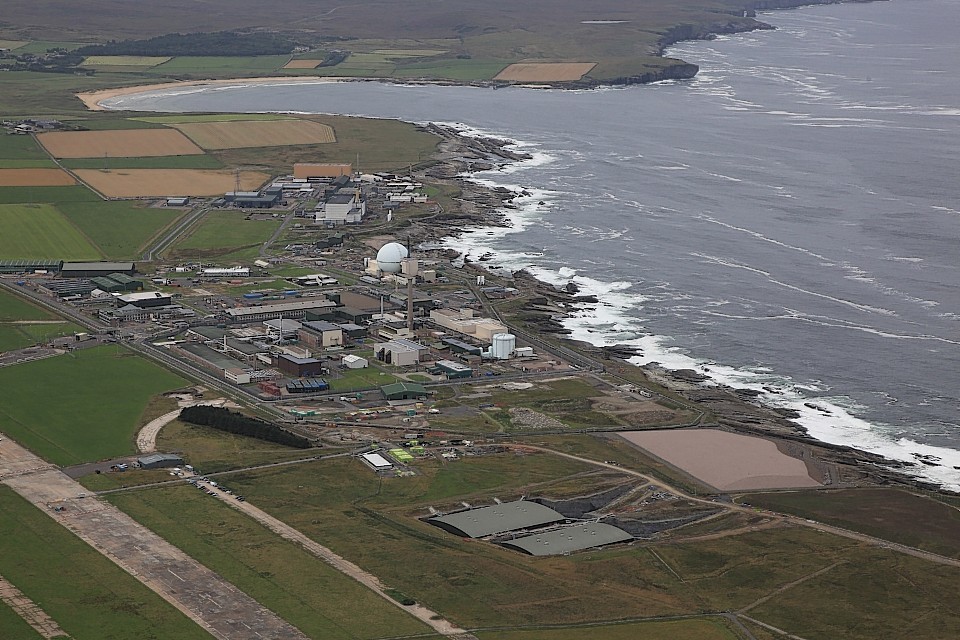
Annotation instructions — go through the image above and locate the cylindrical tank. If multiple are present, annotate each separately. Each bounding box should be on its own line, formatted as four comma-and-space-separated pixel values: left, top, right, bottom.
490, 333, 516, 360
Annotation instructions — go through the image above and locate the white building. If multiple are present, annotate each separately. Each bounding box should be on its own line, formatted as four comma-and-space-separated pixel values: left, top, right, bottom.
315, 191, 366, 225
342, 354, 368, 369
430, 308, 508, 341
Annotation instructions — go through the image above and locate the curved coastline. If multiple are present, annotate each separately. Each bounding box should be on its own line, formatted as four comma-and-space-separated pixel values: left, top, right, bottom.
77, 0, 960, 495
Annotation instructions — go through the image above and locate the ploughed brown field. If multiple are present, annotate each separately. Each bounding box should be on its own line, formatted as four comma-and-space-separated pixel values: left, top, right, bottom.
283, 60, 323, 69
74, 169, 270, 197
494, 62, 597, 82
620, 429, 821, 491
37, 129, 205, 158
0, 168, 76, 186
171, 119, 336, 150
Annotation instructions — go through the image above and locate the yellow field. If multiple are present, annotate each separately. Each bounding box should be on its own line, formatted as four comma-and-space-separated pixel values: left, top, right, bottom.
283, 59, 322, 69
0, 168, 75, 186
171, 119, 336, 150
74, 169, 270, 198
0, 40, 28, 50
494, 62, 597, 82
37, 129, 205, 158
82, 56, 171, 66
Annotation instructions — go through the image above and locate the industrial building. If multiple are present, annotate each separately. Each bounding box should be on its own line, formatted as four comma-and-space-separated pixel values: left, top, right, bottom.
341, 354, 368, 369
500, 523, 634, 556
430, 308, 508, 341
277, 354, 324, 377
0, 260, 61, 274
374, 339, 427, 366
116, 291, 172, 309
316, 191, 365, 225
430, 359, 473, 380
263, 318, 303, 340
137, 453, 184, 469
91, 273, 143, 293
225, 299, 337, 322
203, 267, 250, 278
360, 451, 393, 470
380, 382, 428, 401
427, 501, 566, 538
442, 337, 482, 356
61, 261, 136, 278
299, 320, 343, 348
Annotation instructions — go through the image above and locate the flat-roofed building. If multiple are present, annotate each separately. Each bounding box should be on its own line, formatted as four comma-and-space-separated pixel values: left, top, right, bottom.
360, 451, 392, 470
116, 291, 172, 308
500, 522, 633, 556
61, 261, 136, 278
374, 338, 427, 366
430, 308, 507, 341
427, 501, 566, 538
277, 354, 324, 377
432, 359, 473, 380
137, 453, 184, 469
225, 299, 336, 323
299, 320, 343, 348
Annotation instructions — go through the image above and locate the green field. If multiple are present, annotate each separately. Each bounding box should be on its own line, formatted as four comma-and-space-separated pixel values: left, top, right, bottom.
0, 321, 80, 351
135, 113, 295, 124
82, 55, 171, 67
328, 366, 397, 392
0, 133, 51, 161
62, 155, 224, 169
0, 185, 100, 204
148, 55, 290, 74
0, 346, 185, 464
58, 200, 183, 259
0, 486, 209, 639
0, 288, 56, 321
0, 599, 42, 640
156, 421, 314, 473
171, 211, 281, 260
476, 618, 741, 640
0, 203, 101, 260
740, 488, 960, 559
393, 60, 509, 81
108, 485, 430, 639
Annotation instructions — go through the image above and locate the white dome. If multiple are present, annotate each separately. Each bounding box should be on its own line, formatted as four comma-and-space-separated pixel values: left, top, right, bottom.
376, 242, 408, 273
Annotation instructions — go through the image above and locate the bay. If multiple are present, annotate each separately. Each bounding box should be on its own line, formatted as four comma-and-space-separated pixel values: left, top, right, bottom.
103, 0, 960, 488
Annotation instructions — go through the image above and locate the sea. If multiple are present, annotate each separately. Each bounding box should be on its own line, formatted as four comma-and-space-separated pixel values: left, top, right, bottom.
103, 0, 960, 489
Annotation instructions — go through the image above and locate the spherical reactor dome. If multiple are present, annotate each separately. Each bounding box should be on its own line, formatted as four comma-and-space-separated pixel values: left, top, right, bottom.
376, 242, 408, 273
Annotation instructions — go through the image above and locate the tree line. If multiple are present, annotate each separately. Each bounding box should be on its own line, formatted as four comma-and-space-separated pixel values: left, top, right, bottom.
180, 405, 311, 448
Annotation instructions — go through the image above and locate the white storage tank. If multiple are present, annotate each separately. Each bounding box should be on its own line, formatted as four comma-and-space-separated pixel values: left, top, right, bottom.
490, 333, 516, 360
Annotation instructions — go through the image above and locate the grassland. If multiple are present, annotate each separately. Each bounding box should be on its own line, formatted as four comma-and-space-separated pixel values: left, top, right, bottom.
0, 346, 185, 464
0, 185, 100, 204
147, 55, 291, 75
61, 155, 224, 169
0, 203, 101, 259
81, 55, 171, 67
740, 488, 960, 559
107, 485, 431, 639
57, 200, 182, 259
0, 486, 209, 639
170, 211, 281, 260
0, 288, 56, 321
135, 113, 295, 123
475, 618, 741, 640
0, 599, 43, 640
157, 421, 315, 473
328, 366, 398, 392
0, 321, 80, 352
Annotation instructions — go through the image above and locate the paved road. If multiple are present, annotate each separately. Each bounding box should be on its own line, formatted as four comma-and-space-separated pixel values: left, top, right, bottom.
0, 433, 309, 640
196, 478, 476, 638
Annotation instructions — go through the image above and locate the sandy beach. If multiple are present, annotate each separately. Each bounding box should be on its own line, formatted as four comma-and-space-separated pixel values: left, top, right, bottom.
76, 76, 347, 111
620, 429, 821, 491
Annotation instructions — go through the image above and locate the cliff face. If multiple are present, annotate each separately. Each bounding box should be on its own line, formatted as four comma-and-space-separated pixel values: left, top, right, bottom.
656, 18, 774, 54
601, 62, 701, 87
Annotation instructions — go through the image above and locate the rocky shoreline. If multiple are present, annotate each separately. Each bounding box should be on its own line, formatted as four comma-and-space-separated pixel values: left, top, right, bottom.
405, 124, 954, 496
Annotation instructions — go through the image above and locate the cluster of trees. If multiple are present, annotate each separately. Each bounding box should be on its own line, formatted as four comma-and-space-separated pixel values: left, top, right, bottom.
180, 406, 311, 449
0, 50, 90, 74
76, 31, 299, 57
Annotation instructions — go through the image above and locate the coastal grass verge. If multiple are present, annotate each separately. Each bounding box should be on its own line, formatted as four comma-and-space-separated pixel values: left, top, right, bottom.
0, 486, 208, 639
0, 346, 185, 465
106, 485, 431, 639
738, 488, 960, 559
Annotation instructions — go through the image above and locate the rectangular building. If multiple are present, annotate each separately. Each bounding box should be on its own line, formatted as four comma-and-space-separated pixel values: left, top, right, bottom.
299, 320, 343, 348
277, 354, 324, 377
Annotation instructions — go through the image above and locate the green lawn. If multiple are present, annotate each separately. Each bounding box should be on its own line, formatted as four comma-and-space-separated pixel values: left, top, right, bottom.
0, 288, 56, 321
58, 200, 183, 259
0, 346, 185, 464
0, 486, 209, 640
0, 203, 101, 260
171, 211, 281, 259
393, 59, 508, 81
108, 485, 430, 639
